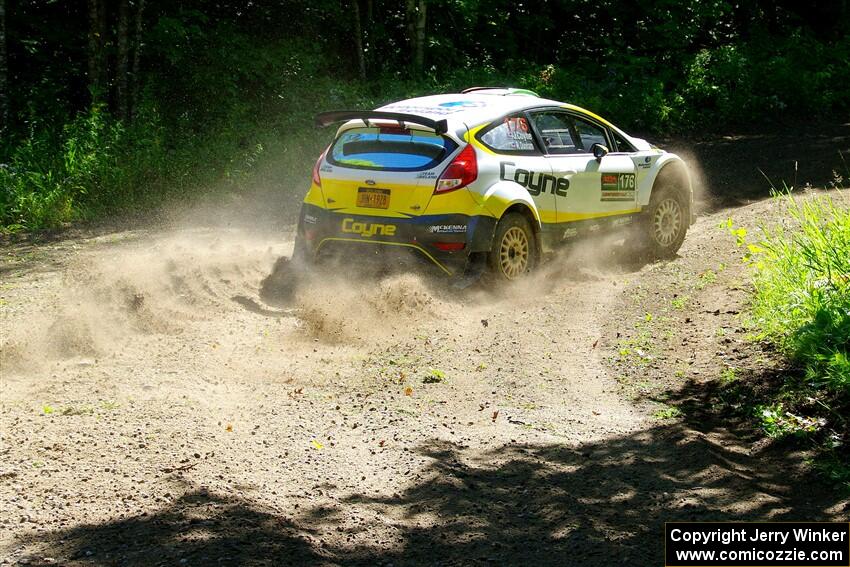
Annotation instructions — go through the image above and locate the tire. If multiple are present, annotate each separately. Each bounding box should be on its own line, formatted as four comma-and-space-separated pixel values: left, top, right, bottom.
486, 212, 538, 281
640, 182, 688, 259
259, 236, 311, 306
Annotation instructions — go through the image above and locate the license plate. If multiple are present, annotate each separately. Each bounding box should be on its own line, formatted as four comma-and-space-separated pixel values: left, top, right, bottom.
357, 188, 390, 209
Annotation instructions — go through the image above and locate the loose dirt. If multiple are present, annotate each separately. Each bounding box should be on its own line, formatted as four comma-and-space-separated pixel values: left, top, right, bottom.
2, 131, 850, 565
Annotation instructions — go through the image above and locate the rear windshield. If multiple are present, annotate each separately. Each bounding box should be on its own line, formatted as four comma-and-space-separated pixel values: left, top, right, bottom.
327, 127, 457, 172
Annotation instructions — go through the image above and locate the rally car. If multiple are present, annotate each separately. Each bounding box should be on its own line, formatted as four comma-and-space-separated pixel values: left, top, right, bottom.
293, 87, 694, 281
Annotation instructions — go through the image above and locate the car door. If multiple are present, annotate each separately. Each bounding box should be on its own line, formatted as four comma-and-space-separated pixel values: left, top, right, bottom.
528, 109, 637, 229
476, 113, 558, 226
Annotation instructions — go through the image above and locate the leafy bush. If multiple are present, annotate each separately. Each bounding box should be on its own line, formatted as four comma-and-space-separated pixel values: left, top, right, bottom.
1, 106, 121, 229
3, 18, 850, 231
741, 190, 850, 488
750, 192, 850, 394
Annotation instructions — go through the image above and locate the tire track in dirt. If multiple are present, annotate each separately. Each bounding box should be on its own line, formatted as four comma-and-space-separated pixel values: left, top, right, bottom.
0, 203, 845, 566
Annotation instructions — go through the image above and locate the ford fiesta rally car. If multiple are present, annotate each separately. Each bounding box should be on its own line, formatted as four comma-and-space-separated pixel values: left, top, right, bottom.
293, 87, 694, 281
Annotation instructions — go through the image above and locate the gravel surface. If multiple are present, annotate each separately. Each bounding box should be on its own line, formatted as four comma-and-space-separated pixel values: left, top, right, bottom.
1, 194, 848, 566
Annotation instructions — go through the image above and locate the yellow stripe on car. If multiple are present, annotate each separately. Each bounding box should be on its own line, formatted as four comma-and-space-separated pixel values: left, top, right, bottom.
557, 208, 642, 222
316, 238, 453, 275
465, 124, 497, 156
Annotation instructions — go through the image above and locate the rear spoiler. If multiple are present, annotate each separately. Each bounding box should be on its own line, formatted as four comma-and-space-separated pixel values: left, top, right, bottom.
315, 110, 449, 135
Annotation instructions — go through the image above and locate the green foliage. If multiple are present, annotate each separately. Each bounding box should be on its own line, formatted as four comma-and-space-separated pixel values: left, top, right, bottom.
3, 2, 850, 230
756, 402, 825, 439
1, 106, 121, 229
738, 190, 850, 486
719, 367, 739, 384
750, 192, 850, 394
652, 405, 682, 420
423, 368, 446, 384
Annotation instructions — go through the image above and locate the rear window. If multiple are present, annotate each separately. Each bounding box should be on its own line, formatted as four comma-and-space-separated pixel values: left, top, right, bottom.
327, 127, 457, 171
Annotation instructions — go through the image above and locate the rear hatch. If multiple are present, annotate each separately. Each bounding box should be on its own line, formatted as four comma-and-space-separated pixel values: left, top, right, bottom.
319, 125, 458, 218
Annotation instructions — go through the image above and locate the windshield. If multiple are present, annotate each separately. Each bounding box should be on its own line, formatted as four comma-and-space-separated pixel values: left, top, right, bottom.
327, 127, 457, 172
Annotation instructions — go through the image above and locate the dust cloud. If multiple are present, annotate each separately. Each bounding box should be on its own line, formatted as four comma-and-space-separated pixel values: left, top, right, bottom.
1, 171, 673, 383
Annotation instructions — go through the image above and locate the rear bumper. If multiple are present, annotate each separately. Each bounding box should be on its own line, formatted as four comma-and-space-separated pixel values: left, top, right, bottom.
296, 203, 497, 276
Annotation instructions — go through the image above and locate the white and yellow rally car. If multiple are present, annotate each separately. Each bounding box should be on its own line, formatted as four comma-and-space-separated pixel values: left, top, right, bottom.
294, 87, 694, 281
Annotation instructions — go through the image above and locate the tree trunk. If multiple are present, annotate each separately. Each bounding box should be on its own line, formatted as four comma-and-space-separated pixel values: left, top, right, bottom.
0, 0, 7, 136
87, 0, 106, 104
130, 0, 146, 119
405, 0, 415, 73
352, 0, 367, 80
116, 0, 130, 119
414, 0, 426, 76
406, 0, 426, 76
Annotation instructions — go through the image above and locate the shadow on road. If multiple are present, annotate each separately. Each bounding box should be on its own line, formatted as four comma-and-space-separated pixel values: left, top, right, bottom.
21, 418, 845, 566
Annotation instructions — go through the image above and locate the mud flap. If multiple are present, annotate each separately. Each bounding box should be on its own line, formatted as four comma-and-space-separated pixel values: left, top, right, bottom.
259, 240, 311, 306
452, 252, 487, 290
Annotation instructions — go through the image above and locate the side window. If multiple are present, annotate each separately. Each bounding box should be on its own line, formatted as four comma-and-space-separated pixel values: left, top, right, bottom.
478, 115, 539, 154
572, 117, 608, 152
612, 131, 636, 153
530, 112, 580, 154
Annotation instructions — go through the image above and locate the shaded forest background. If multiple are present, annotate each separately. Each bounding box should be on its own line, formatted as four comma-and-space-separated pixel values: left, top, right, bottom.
1, 0, 849, 230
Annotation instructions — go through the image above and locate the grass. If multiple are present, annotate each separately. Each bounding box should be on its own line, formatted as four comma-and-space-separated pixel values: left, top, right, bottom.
653, 405, 682, 420
423, 368, 447, 384
749, 191, 850, 394
719, 366, 739, 384
737, 188, 850, 489
696, 269, 717, 289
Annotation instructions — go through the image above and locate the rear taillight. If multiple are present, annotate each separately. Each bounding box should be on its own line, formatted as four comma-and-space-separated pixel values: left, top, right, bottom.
312, 148, 327, 188
435, 144, 477, 194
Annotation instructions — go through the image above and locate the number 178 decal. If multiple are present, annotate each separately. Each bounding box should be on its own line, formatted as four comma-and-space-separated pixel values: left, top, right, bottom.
601, 173, 636, 202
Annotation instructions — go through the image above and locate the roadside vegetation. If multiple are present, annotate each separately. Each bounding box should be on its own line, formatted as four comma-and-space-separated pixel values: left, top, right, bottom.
740, 189, 850, 487
2, 1, 850, 230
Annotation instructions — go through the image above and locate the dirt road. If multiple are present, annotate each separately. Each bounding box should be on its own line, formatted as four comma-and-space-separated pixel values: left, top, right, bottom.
1, 191, 848, 565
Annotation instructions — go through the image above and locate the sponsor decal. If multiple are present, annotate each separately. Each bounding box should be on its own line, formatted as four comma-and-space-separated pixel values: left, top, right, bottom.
364, 179, 377, 186
500, 161, 570, 197
438, 100, 486, 108
304, 214, 318, 225
383, 103, 481, 116
341, 218, 397, 238
601, 172, 636, 201
562, 227, 578, 239
415, 171, 438, 179
502, 116, 535, 150
428, 224, 467, 234
611, 216, 634, 227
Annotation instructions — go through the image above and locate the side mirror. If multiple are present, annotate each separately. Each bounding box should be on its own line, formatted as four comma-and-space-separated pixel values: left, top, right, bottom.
591, 143, 609, 161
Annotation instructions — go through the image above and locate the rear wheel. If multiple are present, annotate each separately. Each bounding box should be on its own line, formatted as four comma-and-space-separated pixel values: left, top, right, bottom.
259, 237, 312, 306
487, 213, 537, 281
640, 183, 688, 259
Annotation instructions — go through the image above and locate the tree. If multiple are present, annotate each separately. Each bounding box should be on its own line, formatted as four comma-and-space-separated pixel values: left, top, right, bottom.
87, 0, 106, 103
130, 0, 145, 120
0, 0, 7, 136
406, 0, 426, 77
352, 0, 367, 80
116, 0, 130, 119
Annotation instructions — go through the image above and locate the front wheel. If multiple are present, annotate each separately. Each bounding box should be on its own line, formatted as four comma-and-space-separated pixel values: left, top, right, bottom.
487, 213, 538, 281
640, 185, 688, 259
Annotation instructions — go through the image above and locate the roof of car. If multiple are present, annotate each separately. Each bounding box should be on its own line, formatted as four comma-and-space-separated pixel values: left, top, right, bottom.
377, 92, 560, 129
332, 89, 650, 150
